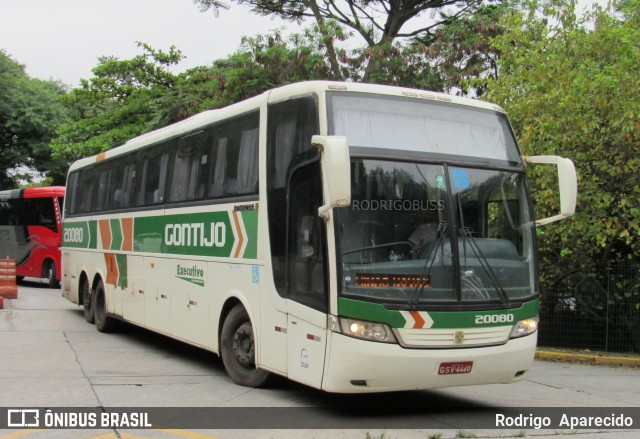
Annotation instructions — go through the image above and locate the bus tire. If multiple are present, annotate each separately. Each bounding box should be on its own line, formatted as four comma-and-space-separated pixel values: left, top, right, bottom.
93, 280, 117, 333
220, 304, 271, 388
81, 278, 94, 324
46, 261, 60, 289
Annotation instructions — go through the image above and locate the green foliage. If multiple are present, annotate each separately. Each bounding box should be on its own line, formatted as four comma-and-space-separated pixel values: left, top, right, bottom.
0, 50, 68, 188
195, 1, 488, 82
51, 32, 333, 161
208, 29, 335, 105
483, 0, 640, 270
51, 43, 187, 161
426, 1, 517, 96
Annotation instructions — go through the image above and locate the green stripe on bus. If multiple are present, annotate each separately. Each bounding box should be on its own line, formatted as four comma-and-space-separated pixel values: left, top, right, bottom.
241, 210, 258, 259
115, 253, 127, 288
338, 297, 540, 329
62, 221, 97, 249
110, 218, 123, 250
133, 211, 255, 259
338, 298, 407, 328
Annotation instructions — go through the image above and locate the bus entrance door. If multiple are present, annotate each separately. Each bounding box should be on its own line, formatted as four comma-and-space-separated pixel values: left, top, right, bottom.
285, 160, 329, 389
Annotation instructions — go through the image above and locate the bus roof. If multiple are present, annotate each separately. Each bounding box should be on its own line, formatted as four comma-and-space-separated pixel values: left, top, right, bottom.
0, 186, 65, 200
68, 81, 505, 173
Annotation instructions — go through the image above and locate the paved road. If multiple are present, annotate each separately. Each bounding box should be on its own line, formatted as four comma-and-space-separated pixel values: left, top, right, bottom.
0, 281, 638, 439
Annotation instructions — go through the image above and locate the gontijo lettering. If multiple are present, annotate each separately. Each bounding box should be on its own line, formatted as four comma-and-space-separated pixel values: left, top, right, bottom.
164, 222, 226, 247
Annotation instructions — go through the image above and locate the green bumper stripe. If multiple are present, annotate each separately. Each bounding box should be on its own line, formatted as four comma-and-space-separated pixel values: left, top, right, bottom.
338, 298, 407, 327
338, 297, 540, 329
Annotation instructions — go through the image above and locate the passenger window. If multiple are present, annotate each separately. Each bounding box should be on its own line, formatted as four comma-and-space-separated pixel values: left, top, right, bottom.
208, 137, 227, 198
169, 132, 207, 203
137, 144, 170, 206
94, 168, 111, 211
237, 127, 258, 194
108, 157, 138, 210
206, 111, 259, 198
66, 173, 78, 216
76, 170, 97, 214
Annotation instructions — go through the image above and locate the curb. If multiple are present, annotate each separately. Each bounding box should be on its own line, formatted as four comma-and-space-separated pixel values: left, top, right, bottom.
536, 349, 640, 368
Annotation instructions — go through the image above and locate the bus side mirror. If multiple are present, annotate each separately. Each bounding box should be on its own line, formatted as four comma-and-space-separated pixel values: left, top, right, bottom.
312, 135, 351, 219
523, 155, 577, 226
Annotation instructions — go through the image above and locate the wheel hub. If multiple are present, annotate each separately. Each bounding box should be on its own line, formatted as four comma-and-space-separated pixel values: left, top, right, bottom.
232, 323, 255, 367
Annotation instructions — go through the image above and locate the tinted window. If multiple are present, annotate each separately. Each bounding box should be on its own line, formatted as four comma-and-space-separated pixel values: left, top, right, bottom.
266, 96, 319, 295
109, 156, 138, 210
0, 198, 57, 231
168, 132, 208, 203
137, 143, 170, 206
206, 111, 259, 198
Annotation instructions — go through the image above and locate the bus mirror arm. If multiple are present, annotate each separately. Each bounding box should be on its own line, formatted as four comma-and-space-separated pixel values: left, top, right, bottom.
523, 155, 578, 226
312, 135, 352, 220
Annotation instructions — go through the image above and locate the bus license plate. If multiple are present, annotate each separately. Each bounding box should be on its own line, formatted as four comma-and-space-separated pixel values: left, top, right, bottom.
438, 361, 473, 375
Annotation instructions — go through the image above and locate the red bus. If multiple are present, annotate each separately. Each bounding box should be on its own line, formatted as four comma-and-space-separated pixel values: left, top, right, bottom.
0, 187, 64, 287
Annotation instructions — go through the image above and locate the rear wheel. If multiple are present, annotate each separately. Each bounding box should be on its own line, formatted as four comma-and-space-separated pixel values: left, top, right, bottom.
220, 305, 271, 387
93, 280, 117, 333
81, 278, 94, 324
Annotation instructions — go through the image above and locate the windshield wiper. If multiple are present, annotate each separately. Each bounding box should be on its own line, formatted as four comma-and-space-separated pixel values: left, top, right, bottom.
456, 192, 509, 305
407, 221, 447, 310
459, 226, 510, 306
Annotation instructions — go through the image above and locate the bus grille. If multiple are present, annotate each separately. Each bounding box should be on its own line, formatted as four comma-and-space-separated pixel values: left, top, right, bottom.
394, 326, 511, 348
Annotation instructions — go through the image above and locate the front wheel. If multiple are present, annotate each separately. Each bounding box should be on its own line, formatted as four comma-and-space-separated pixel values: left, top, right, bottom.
220, 305, 271, 387
92, 280, 118, 333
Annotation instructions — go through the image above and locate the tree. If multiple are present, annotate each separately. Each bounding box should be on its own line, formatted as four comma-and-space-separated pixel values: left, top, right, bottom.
425, 0, 515, 95
482, 0, 640, 268
195, 0, 488, 82
0, 51, 68, 188
51, 43, 187, 161
52, 34, 332, 160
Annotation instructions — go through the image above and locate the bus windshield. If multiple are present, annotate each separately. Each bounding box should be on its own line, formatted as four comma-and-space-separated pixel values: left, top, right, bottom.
328, 92, 520, 162
335, 160, 536, 305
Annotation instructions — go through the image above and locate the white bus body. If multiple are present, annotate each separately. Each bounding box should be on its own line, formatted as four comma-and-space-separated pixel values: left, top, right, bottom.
62, 81, 575, 392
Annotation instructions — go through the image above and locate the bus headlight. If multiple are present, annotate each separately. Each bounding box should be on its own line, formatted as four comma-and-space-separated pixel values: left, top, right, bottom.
338, 318, 397, 343
509, 316, 539, 339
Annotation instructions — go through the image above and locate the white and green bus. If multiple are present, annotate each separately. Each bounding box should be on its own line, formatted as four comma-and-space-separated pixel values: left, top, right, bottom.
62, 81, 576, 393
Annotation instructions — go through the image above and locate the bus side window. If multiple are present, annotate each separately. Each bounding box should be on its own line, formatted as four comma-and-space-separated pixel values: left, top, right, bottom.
108, 157, 137, 210
169, 132, 207, 203
208, 137, 227, 198
76, 169, 97, 214
66, 173, 78, 216
237, 127, 258, 194
95, 167, 111, 212
205, 110, 259, 198
137, 144, 170, 206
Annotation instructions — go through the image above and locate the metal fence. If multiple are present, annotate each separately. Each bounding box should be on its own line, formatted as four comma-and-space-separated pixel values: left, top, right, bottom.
538, 262, 640, 353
